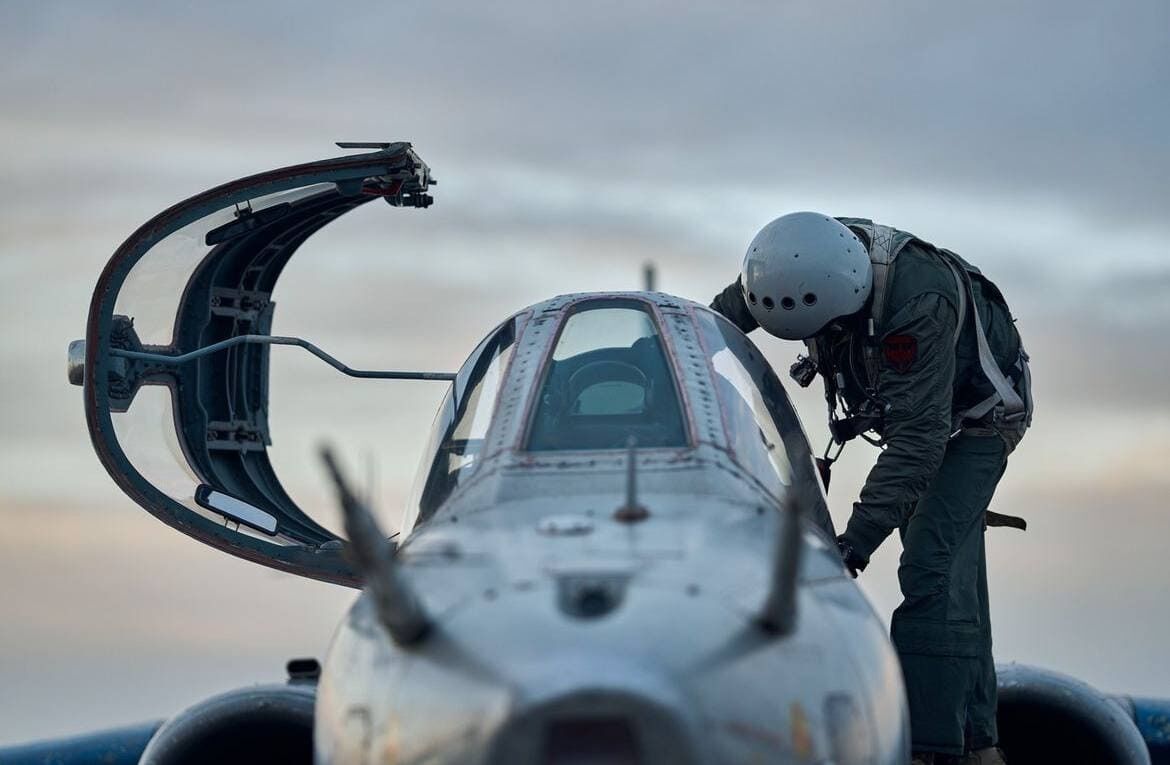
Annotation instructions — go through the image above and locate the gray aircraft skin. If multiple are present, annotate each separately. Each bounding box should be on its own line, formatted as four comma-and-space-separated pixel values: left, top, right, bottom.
9, 144, 1168, 764
313, 290, 908, 765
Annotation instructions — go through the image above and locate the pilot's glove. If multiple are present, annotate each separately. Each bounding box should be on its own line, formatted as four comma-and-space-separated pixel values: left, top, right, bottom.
835, 536, 869, 578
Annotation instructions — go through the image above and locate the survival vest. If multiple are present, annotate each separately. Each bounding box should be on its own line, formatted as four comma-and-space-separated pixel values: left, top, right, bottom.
836, 217, 1034, 433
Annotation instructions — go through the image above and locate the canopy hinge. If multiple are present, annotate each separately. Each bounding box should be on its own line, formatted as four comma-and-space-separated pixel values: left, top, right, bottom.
104, 315, 176, 413
210, 287, 271, 322
206, 419, 270, 452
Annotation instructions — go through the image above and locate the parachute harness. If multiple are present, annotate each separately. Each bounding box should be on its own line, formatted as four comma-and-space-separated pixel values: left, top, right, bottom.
791, 220, 1033, 491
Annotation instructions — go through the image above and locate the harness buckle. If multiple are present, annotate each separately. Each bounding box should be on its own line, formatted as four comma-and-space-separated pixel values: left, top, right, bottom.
992, 405, 1028, 425
789, 355, 818, 388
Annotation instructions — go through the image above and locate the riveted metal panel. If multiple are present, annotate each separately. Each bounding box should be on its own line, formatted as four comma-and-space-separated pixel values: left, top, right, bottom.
485, 300, 562, 455
475, 310, 531, 463
655, 303, 727, 451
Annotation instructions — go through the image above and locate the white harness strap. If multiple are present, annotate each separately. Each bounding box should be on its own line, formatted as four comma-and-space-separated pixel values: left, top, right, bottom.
854, 220, 965, 347
855, 221, 898, 327
937, 250, 1028, 425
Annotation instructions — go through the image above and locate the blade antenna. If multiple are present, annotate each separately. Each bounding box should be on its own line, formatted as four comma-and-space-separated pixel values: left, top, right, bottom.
320, 445, 429, 644
642, 261, 657, 292
614, 436, 650, 523
758, 494, 804, 635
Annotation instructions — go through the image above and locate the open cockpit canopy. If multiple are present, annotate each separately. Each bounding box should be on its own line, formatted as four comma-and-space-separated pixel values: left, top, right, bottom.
76, 144, 436, 586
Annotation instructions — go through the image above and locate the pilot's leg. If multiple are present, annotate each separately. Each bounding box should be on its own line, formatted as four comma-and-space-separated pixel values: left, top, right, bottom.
965, 530, 998, 752
892, 433, 1008, 758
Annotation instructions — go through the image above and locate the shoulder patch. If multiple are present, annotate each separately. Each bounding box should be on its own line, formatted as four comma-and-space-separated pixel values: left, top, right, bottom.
882, 334, 918, 373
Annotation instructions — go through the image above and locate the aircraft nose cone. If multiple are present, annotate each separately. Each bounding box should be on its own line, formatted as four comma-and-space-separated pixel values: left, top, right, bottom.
482, 656, 703, 765
486, 688, 699, 765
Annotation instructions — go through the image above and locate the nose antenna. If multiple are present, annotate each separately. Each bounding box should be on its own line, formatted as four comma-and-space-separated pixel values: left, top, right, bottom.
758, 495, 804, 635
320, 446, 430, 644
642, 261, 657, 292
614, 436, 650, 523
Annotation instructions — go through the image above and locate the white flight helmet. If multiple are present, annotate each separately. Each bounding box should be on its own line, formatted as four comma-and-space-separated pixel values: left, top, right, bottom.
740, 212, 873, 340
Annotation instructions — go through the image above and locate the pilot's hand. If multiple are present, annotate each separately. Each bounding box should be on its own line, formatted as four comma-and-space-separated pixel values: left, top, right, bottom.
836, 537, 869, 578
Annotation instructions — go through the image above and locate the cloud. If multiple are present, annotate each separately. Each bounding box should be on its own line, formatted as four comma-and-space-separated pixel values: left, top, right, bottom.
0, 501, 353, 744
1, 0, 1168, 743
3, 1, 1167, 224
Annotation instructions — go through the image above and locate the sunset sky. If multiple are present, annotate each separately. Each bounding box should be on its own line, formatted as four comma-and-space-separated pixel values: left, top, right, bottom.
1, 0, 1168, 744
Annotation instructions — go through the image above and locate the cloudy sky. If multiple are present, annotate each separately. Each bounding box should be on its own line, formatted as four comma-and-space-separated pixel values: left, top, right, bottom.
1, 0, 1168, 744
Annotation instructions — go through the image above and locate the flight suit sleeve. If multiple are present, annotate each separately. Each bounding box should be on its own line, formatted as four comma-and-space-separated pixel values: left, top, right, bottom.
709, 276, 759, 334
840, 292, 958, 560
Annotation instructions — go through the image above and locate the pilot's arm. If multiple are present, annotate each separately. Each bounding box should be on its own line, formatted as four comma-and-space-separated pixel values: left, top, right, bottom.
839, 292, 959, 565
709, 276, 759, 334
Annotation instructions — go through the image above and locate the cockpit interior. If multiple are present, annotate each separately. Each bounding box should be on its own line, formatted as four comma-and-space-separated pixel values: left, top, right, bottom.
527, 301, 688, 452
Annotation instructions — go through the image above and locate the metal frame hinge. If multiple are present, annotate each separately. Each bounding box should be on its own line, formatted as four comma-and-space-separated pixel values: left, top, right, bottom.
210, 287, 271, 322
206, 419, 270, 452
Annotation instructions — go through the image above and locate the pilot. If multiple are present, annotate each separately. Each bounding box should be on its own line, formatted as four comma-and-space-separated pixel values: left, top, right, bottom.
710, 213, 1032, 765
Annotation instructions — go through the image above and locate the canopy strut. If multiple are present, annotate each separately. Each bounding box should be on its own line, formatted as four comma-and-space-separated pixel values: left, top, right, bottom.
109, 334, 455, 381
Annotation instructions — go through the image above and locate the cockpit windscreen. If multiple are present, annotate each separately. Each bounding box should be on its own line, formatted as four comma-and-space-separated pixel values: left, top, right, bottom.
409, 316, 518, 526
527, 300, 689, 451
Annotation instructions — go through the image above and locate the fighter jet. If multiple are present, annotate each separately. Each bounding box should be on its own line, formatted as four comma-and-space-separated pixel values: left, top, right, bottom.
7, 144, 1168, 764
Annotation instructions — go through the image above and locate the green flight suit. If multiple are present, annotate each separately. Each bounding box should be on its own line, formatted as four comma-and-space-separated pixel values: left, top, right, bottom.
711, 222, 1030, 756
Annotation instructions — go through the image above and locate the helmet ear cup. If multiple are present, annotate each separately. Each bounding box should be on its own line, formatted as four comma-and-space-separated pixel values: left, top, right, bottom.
740, 212, 872, 339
